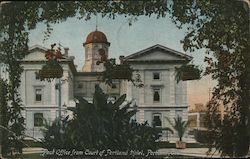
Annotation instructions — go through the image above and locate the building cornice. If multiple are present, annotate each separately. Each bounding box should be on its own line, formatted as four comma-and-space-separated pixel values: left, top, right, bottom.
134, 106, 188, 109
75, 72, 103, 76
21, 60, 77, 74
124, 44, 193, 61
126, 59, 190, 64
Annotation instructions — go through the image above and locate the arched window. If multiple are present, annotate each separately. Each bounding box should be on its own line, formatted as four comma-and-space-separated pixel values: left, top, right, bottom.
34, 113, 43, 127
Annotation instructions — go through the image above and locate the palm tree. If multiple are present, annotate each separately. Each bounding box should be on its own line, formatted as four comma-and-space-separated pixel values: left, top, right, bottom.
166, 116, 189, 142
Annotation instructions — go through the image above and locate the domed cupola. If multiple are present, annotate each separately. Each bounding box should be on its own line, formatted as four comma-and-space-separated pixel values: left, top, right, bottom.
84, 30, 110, 46
82, 30, 110, 72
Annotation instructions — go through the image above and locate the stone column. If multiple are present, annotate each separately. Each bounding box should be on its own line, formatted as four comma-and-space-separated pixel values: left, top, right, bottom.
139, 109, 145, 124
197, 113, 200, 128
26, 111, 33, 137
169, 69, 176, 105
50, 110, 57, 122
20, 70, 26, 104
50, 79, 56, 105
62, 71, 69, 105
138, 70, 145, 105
182, 81, 188, 105
126, 81, 133, 101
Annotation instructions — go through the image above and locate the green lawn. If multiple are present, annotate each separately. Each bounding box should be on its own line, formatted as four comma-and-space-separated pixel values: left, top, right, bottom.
23, 140, 43, 147
4, 153, 42, 159
22, 153, 42, 159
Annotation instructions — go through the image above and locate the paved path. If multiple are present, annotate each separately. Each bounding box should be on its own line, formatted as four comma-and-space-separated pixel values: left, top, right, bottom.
23, 147, 44, 154
158, 148, 221, 158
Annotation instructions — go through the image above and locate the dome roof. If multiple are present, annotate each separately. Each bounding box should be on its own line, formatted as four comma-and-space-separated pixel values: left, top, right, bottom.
84, 30, 110, 46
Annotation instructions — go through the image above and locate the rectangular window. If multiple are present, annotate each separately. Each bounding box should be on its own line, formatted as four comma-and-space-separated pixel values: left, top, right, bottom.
35, 73, 40, 80
35, 88, 42, 102
153, 89, 160, 102
34, 113, 43, 127
153, 72, 160, 80
152, 114, 162, 127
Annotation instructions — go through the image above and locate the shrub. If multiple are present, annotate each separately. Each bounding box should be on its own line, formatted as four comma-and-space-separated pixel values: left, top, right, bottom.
194, 129, 210, 144
42, 85, 160, 152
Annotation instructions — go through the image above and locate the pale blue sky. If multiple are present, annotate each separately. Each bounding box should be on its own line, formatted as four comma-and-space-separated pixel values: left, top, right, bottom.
28, 14, 214, 107
28, 15, 206, 70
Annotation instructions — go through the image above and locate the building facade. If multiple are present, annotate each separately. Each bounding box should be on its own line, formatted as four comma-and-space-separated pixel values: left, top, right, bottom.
123, 44, 192, 141
2, 30, 192, 141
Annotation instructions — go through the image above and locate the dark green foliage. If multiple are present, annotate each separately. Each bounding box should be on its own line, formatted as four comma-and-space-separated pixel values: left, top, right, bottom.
205, 113, 250, 157
103, 59, 133, 80
42, 85, 160, 152
38, 59, 63, 81
170, 0, 250, 157
0, 78, 25, 157
174, 117, 188, 142
42, 117, 74, 150
194, 129, 210, 144
102, 59, 143, 88
0, 79, 9, 155
175, 64, 202, 82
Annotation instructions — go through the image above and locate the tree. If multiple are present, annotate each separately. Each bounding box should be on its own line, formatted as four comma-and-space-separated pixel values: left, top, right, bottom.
42, 85, 160, 155
170, 0, 249, 157
165, 116, 188, 149
0, 79, 8, 156
166, 116, 188, 142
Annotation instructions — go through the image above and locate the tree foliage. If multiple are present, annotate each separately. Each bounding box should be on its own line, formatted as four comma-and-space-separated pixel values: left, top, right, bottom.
101, 58, 144, 88
170, 0, 250, 157
42, 85, 160, 153
175, 64, 202, 82
0, 79, 9, 155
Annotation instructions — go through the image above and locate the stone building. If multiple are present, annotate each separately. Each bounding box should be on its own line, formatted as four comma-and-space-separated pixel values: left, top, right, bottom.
123, 44, 192, 140
2, 30, 192, 141
188, 103, 207, 130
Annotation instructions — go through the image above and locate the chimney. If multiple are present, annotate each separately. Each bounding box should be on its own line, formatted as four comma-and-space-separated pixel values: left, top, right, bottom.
64, 47, 69, 56
119, 55, 125, 64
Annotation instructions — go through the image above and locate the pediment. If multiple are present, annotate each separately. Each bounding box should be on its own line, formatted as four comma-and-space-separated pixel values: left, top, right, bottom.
125, 44, 192, 62
24, 45, 73, 62
23, 45, 48, 61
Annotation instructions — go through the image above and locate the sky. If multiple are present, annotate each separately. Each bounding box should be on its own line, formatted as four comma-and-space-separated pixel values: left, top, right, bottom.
28, 14, 216, 109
